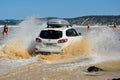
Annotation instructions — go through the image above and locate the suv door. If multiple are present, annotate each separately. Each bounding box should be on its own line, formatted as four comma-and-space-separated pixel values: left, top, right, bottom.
66, 28, 81, 43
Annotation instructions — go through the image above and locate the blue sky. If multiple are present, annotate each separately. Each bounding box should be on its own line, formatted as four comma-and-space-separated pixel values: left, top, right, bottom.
0, 0, 120, 19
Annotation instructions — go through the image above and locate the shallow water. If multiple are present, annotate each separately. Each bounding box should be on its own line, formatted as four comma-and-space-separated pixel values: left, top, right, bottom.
0, 18, 120, 80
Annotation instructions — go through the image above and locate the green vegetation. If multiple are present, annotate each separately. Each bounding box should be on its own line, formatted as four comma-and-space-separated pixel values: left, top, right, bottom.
65, 15, 120, 25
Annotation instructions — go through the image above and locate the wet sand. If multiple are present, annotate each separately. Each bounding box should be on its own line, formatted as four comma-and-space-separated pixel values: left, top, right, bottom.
0, 59, 120, 80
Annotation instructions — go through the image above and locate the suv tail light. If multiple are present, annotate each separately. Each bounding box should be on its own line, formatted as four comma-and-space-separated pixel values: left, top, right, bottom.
58, 38, 68, 43
36, 38, 42, 43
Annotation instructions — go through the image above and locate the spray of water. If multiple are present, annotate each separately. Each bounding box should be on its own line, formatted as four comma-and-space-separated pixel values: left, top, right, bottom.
88, 27, 120, 61
0, 17, 120, 63
0, 17, 47, 59
0, 17, 93, 61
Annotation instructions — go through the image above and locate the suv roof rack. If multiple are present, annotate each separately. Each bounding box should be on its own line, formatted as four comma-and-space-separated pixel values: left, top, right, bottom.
47, 19, 70, 27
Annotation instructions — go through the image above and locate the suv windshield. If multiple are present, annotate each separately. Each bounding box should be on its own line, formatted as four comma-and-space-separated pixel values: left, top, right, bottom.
40, 30, 62, 39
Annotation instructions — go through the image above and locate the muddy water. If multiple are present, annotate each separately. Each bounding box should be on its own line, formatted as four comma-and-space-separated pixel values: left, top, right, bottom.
40, 37, 92, 62
0, 36, 91, 61
0, 59, 120, 80
0, 41, 31, 60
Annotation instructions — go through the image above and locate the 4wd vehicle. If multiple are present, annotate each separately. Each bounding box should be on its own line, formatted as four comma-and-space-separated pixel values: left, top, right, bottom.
35, 19, 82, 54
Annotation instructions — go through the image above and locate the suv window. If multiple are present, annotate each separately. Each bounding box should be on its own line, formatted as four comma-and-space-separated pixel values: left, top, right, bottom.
40, 30, 62, 39
66, 29, 78, 37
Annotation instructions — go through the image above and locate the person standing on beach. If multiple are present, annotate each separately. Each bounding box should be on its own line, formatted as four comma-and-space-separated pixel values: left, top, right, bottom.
87, 22, 90, 30
2, 24, 9, 39
113, 23, 116, 28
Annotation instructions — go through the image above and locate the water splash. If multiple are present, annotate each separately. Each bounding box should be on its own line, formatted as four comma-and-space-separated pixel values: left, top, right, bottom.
40, 37, 92, 62
0, 17, 120, 64
0, 17, 47, 59
0, 17, 93, 61
1, 40, 31, 59
88, 27, 120, 61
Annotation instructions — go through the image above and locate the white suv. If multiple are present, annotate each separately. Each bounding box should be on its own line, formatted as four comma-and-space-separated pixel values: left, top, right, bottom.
35, 19, 82, 54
